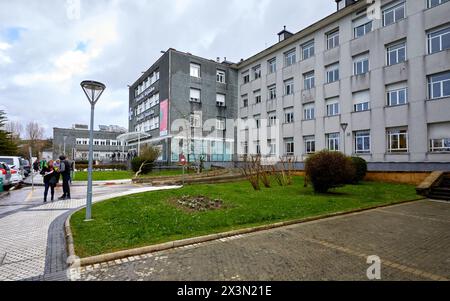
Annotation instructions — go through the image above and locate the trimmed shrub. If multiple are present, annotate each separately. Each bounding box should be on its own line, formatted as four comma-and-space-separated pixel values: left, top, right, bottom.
350, 157, 368, 184
305, 150, 356, 193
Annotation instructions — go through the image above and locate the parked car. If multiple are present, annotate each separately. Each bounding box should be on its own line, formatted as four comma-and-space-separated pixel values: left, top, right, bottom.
0, 156, 25, 177
0, 162, 12, 190
10, 168, 23, 185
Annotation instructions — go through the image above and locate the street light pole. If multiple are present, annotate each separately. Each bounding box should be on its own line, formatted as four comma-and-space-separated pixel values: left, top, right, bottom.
81, 80, 106, 221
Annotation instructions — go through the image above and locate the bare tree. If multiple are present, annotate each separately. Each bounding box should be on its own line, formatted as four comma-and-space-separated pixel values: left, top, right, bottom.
4, 121, 23, 140
26, 121, 44, 155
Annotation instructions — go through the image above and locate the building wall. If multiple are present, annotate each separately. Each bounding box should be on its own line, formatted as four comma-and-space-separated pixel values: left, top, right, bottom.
237, 0, 450, 169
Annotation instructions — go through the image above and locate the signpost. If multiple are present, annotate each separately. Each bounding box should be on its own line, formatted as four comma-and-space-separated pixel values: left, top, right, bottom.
179, 153, 187, 185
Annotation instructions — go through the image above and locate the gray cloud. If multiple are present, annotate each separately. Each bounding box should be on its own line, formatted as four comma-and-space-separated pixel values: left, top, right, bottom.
0, 0, 335, 138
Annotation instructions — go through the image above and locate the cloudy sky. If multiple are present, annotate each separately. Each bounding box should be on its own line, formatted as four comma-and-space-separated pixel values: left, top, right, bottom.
0, 0, 335, 138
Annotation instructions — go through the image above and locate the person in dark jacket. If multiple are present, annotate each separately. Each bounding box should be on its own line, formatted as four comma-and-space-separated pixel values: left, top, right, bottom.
58, 155, 71, 200
41, 160, 57, 203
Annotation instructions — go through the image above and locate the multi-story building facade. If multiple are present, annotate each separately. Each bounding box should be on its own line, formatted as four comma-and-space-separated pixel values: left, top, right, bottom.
236, 0, 450, 170
128, 49, 238, 164
53, 124, 127, 161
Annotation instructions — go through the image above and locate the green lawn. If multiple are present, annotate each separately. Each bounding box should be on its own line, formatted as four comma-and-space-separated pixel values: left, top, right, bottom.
71, 177, 420, 258
73, 171, 134, 181
73, 169, 189, 181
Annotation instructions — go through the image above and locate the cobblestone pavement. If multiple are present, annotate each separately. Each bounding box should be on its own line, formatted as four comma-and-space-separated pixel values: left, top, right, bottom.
79, 200, 450, 281
0, 183, 181, 281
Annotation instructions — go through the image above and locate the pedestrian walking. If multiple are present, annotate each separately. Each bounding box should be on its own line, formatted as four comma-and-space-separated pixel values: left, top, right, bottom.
41, 160, 58, 203
33, 159, 39, 173
58, 155, 71, 200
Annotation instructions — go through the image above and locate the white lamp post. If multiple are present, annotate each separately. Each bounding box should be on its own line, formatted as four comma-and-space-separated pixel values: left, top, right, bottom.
80, 80, 106, 221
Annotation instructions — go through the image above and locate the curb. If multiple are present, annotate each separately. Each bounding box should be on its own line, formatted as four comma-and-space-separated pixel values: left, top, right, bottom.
65, 197, 424, 268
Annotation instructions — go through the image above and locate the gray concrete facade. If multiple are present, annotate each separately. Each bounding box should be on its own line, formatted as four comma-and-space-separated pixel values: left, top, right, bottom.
236, 0, 450, 170
128, 49, 238, 164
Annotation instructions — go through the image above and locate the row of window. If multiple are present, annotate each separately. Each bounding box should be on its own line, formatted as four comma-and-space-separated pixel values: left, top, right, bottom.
190, 63, 227, 84
243, 130, 450, 157
189, 88, 226, 107
241, 70, 450, 109
135, 93, 160, 116
134, 70, 160, 97
134, 116, 160, 133
76, 139, 125, 146
241, 14, 450, 83
189, 112, 226, 131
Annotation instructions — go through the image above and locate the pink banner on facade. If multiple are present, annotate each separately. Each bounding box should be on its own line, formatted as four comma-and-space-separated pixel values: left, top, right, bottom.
160, 99, 169, 136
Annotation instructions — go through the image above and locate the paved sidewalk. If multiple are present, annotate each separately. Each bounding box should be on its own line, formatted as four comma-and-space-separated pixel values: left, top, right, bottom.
23, 173, 132, 187
79, 200, 450, 281
0, 184, 181, 281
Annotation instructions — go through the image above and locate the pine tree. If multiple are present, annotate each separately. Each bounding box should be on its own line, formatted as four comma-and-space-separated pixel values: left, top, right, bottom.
0, 110, 19, 156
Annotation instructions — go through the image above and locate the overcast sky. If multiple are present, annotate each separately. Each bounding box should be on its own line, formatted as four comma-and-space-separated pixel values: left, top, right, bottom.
0, 0, 335, 138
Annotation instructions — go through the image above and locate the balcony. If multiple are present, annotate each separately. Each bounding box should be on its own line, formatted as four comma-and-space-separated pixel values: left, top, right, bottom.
384, 61, 408, 85
301, 87, 316, 104
351, 72, 370, 92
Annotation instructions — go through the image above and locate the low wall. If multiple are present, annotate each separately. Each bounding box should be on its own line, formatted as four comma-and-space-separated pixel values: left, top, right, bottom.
364, 172, 430, 185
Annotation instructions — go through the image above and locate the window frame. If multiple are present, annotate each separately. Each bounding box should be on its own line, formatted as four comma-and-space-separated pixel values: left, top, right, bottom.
189, 88, 201, 103
429, 138, 450, 152
387, 128, 409, 153
301, 40, 315, 60
326, 64, 340, 83
284, 49, 297, 67
387, 86, 408, 106
268, 85, 277, 100
326, 101, 340, 117
284, 78, 295, 96
354, 130, 371, 154
304, 136, 316, 154
427, 26, 450, 54
427, 0, 449, 8
382, 1, 406, 27
285, 138, 295, 156
428, 71, 450, 99
387, 40, 407, 66
190, 63, 201, 78
303, 105, 315, 121
353, 56, 369, 75
303, 72, 315, 90
268, 58, 277, 74
327, 29, 340, 50
354, 20, 372, 39
216, 70, 226, 84
326, 133, 340, 152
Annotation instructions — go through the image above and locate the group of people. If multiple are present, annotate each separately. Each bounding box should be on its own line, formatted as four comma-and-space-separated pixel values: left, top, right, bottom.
37, 156, 73, 203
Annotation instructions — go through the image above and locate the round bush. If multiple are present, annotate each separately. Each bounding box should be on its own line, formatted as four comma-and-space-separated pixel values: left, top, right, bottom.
350, 157, 368, 184
131, 157, 154, 174
305, 150, 356, 193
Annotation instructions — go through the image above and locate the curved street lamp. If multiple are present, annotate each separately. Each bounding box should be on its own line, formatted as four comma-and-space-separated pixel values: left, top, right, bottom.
80, 80, 106, 221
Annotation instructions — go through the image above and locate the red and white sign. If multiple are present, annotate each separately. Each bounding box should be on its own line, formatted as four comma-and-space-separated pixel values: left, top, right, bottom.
179, 154, 187, 166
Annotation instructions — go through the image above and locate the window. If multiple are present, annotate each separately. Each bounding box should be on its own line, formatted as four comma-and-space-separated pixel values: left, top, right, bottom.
253, 65, 261, 80
304, 72, 315, 90
302, 40, 315, 60
304, 136, 316, 154
387, 84, 408, 106
353, 54, 369, 75
190, 88, 201, 102
254, 115, 261, 129
387, 41, 406, 65
327, 29, 339, 50
217, 70, 226, 83
268, 58, 277, 74
353, 16, 372, 38
285, 49, 296, 67
428, 26, 450, 54
430, 138, 450, 152
284, 108, 294, 124
355, 131, 371, 154
326, 99, 340, 116
326, 63, 339, 83
268, 139, 277, 156
387, 128, 408, 152
268, 85, 277, 100
242, 95, 248, 108
428, 71, 450, 99
284, 78, 294, 95
268, 112, 277, 127
326, 133, 340, 151
243, 71, 250, 84
216, 93, 226, 107
303, 105, 315, 120
190, 113, 202, 128
383, 1, 405, 27
190, 63, 201, 78
216, 118, 226, 131
353, 90, 370, 112
254, 90, 262, 104
256, 141, 261, 155
285, 138, 295, 156
428, 0, 449, 8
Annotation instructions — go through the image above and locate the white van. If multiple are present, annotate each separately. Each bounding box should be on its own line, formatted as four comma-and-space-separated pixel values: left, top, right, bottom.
0, 156, 25, 177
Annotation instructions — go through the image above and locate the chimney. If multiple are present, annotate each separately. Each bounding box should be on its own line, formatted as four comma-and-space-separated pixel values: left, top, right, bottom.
278, 26, 293, 42
335, 0, 358, 11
